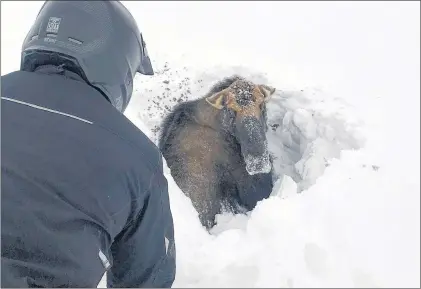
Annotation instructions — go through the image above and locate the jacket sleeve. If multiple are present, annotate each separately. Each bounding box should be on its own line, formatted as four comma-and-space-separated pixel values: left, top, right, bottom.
106, 166, 176, 288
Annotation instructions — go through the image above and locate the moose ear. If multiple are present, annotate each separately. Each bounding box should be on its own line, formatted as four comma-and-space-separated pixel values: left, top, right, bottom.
205, 88, 230, 110
258, 84, 276, 102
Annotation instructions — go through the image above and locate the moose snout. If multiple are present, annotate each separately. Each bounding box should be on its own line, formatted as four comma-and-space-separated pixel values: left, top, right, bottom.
236, 116, 267, 155
235, 116, 272, 175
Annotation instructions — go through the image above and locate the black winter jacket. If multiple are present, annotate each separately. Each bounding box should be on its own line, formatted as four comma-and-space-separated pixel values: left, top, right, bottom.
1, 68, 176, 288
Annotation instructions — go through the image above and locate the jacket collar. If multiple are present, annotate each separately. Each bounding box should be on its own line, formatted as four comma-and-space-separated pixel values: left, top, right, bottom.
34, 64, 85, 82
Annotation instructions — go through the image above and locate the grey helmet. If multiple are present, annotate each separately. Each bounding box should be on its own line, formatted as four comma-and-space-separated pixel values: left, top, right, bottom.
21, 0, 154, 113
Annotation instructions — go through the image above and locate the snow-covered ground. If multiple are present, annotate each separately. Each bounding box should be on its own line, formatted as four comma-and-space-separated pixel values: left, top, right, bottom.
1, 1, 420, 287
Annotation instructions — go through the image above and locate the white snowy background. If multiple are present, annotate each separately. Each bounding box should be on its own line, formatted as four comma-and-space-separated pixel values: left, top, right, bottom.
1, 1, 420, 288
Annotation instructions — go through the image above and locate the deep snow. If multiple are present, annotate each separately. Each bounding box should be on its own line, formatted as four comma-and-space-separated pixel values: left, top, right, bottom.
1, 1, 419, 287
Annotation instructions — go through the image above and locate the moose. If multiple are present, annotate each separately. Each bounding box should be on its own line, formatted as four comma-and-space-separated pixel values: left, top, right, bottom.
158, 75, 276, 229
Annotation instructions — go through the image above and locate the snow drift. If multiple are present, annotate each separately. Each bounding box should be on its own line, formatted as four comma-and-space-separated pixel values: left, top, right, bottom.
118, 61, 387, 288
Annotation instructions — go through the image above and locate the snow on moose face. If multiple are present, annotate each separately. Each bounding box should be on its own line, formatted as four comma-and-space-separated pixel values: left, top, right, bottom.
206, 78, 276, 175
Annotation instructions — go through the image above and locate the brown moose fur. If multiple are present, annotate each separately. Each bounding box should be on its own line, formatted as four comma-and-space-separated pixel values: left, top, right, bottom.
158, 75, 275, 229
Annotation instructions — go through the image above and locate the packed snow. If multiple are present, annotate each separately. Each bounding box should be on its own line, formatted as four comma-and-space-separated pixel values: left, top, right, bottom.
1, 1, 419, 288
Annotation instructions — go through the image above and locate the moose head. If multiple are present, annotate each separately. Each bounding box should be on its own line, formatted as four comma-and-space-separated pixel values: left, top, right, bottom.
206, 78, 275, 175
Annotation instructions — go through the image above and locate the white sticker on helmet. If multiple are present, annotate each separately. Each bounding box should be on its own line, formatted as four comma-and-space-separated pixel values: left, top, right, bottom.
46, 17, 61, 34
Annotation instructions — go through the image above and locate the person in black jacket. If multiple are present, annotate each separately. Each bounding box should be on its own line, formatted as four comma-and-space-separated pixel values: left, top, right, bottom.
1, 1, 176, 287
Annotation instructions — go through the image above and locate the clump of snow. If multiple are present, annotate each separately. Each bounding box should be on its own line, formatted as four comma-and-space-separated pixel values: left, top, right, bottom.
244, 152, 272, 175
266, 88, 366, 192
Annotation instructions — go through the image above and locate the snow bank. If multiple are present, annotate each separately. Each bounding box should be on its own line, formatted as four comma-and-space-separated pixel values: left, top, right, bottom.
121, 58, 419, 288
